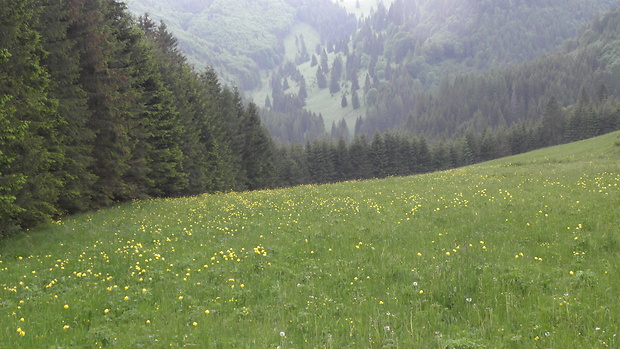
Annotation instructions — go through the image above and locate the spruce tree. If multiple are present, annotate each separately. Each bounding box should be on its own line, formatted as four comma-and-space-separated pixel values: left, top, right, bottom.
352, 90, 361, 109
298, 77, 308, 100
349, 134, 372, 179
334, 136, 352, 180
316, 66, 327, 89
311, 54, 318, 67
68, 0, 135, 206
0, 88, 26, 236
370, 131, 387, 178
320, 49, 329, 73
0, 0, 63, 231
38, 0, 96, 214
330, 55, 343, 94
541, 96, 565, 147
197, 70, 236, 192
242, 102, 275, 190
221, 87, 248, 191
130, 27, 188, 198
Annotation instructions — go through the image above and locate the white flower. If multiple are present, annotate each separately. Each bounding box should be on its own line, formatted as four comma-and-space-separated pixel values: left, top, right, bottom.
279, 331, 286, 337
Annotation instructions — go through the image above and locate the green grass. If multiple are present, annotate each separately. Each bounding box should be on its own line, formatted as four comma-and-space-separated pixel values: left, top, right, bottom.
1, 132, 619, 348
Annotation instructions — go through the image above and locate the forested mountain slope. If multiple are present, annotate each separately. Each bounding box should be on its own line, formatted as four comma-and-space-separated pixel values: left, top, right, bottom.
125, 0, 357, 90
359, 4, 620, 139
126, 0, 620, 143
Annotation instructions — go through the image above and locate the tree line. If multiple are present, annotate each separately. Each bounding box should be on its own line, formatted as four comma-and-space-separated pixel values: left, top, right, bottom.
275, 94, 620, 187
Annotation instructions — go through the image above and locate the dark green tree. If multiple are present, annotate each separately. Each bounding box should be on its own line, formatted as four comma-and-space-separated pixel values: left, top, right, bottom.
349, 134, 372, 179
541, 96, 565, 147
334, 136, 352, 180
351, 90, 361, 109
316, 66, 327, 89
330, 55, 343, 94
370, 132, 387, 178
69, 0, 135, 206
0, 0, 63, 232
242, 102, 275, 190
129, 20, 188, 198
320, 48, 329, 73
410, 136, 432, 173
38, 0, 96, 214
298, 77, 308, 100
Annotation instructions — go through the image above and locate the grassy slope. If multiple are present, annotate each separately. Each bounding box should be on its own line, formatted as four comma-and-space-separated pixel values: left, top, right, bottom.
252, 23, 369, 132
1, 132, 619, 347
252, 0, 397, 132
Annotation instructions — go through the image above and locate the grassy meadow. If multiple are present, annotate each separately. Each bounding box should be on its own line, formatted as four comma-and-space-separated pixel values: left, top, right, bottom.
1, 132, 619, 348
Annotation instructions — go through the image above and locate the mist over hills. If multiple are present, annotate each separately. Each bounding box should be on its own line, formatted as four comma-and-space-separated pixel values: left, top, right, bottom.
126, 0, 620, 143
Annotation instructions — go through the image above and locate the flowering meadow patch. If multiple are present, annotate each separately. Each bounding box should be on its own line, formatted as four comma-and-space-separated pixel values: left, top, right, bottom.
1, 132, 619, 347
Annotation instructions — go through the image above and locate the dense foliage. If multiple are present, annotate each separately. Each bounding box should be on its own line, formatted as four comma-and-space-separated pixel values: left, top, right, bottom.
0, 0, 275, 236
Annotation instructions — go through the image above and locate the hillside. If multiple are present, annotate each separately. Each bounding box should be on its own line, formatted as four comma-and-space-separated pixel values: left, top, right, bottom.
124, 0, 362, 89
357, 4, 620, 139
126, 0, 620, 143
1, 132, 618, 347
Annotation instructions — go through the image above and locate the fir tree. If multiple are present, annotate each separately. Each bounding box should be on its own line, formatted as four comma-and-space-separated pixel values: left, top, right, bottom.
242, 102, 275, 190
311, 54, 318, 67
69, 0, 135, 206
0, 0, 64, 231
316, 66, 327, 89
320, 49, 329, 73
541, 96, 565, 147
330, 55, 343, 94
352, 90, 361, 109
298, 77, 308, 100
38, 0, 96, 214
349, 134, 372, 179
370, 131, 387, 178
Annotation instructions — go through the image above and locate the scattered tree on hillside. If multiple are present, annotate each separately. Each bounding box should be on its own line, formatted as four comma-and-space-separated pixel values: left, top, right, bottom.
316, 66, 327, 89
